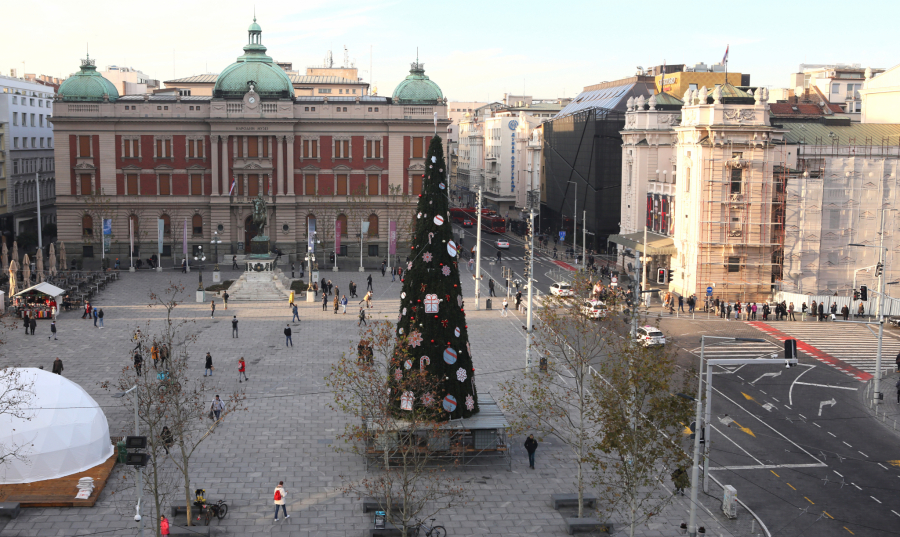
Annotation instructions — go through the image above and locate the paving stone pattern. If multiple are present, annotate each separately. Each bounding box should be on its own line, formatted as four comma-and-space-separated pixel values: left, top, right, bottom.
0, 267, 760, 536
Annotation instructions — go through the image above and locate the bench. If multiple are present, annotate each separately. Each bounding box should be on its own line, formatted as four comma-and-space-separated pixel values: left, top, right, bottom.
551, 493, 598, 510
0, 502, 21, 518
369, 520, 402, 536
362, 498, 404, 513
563, 518, 613, 535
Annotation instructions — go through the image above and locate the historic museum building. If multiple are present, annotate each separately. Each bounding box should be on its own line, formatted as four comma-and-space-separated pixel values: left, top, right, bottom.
52, 19, 448, 266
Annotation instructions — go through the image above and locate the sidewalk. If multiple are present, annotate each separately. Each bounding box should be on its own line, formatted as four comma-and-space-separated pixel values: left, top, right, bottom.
0, 267, 765, 536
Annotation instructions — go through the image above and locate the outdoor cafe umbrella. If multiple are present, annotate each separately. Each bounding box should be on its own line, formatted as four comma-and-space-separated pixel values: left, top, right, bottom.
48, 244, 56, 277
36, 252, 44, 283
59, 242, 67, 271
8, 259, 17, 297
12, 241, 18, 269
22, 254, 30, 285
1, 240, 7, 273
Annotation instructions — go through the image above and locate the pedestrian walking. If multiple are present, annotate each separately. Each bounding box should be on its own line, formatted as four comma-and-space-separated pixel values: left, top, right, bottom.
801, 302, 808, 321
232, 255, 238, 270
93, 307, 98, 327
726, 303, 732, 321
159, 344, 169, 370
151, 342, 160, 370
349, 281, 356, 298
367, 274, 373, 292
858, 302, 866, 318
181, 259, 187, 273
489, 279, 496, 297
160, 515, 170, 536
312, 282, 318, 298
841, 304, 850, 321
291, 262, 295, 279
49, 321, 57, 340
322, 290, 328, 311
292, 304, 300, 322
210, 395, 225, 421
358, 307, 367, 326
82, 301, 91, 319
391, 266, 396, 282
98, 308, 104, 328
284, 324, 293, 347
678, 295, 684, 312
340, 295, 348, 314
501, 298, 509, 317
223, 291, 229, 310
671, 466, 689, 496
327, 280, 334, 295
515, 291, 523, 311
273, 481, 289, 521
360, 290, 373, 308
789, 302, 796, 321
381, 260, 386, 277
52, 357, 63, 375
22, 312, 29, 336
210, 300, 216, 318
289, 290, 295, 308
524, 434, 538, 469
818, 302, 825, 321
204, 352, 213, 376
238, 357, 249, 382
29, 316, 36, 335
333, 294, 339, 314
232, 316, 239, 338
134, 352, 143, 376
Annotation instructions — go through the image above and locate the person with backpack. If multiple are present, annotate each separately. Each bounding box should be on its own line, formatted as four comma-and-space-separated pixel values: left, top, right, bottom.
273, 481, 289, 522
232, 316, 239, 338
358, 307, 367, 327
238, 358, 248, 383
49, 321, 57, 341
98, 307, 104, 328
134, 352, 143, 376
223, 291, 229, 310
93, 307, 99, 327
671, 466, 689, 496
210, 395, 225, 421
284, 324, 293, 347
204, 352, 214, 377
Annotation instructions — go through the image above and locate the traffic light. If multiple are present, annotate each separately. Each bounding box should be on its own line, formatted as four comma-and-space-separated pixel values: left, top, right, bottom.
854, 289, 860, 301
657, 268, 666, 284
861, 285, 868, 301
668, 269, 674, 283
876, 263, 884, 277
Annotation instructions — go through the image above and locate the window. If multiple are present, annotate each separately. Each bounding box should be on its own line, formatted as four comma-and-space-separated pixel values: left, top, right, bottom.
30, 114, 35, 126
80, 174, 92, 195
374, 107, 379, 112
339, 245, 348, 256
368, 107, 372, 112
367, 214, 379, 237
31, 137, 35, 148
685, 167, 690, 193
368, 244, 379, 257
161, 214, 171, 235
367, 174, 379, 195
339, 89, 343, 94
248, 174, 259, 196
82, 215, 93, 236
30, 99, 34, 106
83, 245, 94, 258
730, 167, 742, 194
188, 138, 204, 158
412, 137, 424, 158
11, 112, 16, 126
13, 161, 18, 174
342, 107, 348, 112
262, 174, 270, 196
156, 138, 171, 158
190, 173, 203, 195
123, 138, 138, 158
727, 257, 741, 272
159, 174, 171, 196
832, 83, 840, 94
39, 114, 43, 127
672, 164, 677, 185
318, 88, 332, 94
303, 139, 318, 158
304, 174, 316, 195
365, 139, 381, 158
412, 175, 423, 196
335, 140, 349, 159
336, 174, 348, 196
828, 209, 841, 229
237, 138, 244, 158
126, 174, 139, 195
13, 137, 17, 148
336, 214, 348, 237
192, 214, 203, 236
12, 96, 16, 104
248, 136, 258, 158
79, 135, 91, 157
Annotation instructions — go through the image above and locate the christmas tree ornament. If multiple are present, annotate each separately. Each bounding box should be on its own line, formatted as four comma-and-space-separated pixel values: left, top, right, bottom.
442, 394, 457, 412
440, 319, 449, 328
422, 392, 435, 405
400, 391, 414, 411
454, 327, 461, 337
439, 182, 446, 190
423, 252, 433, 262
443, 347, 457, 364
409, 330, 423, 347
394, 369, 403, 381
420, 356, 431, 370
456, 368, 468, 382
424, 294, 439, 313
433, 215, 444, 226
431, 156, 437, 163
402, 308, 407, 315
404, 359, 413, 370
428, 232, 434, 244
417, 212, 422, 219
442, 266, 451, 276
447, 241, 458, 257
465, 395, 475, 411
401, 292, 406, 299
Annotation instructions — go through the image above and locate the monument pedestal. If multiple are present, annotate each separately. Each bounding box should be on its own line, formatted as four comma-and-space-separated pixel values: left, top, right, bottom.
213, 271, 221, 283
196, 290, 206, 302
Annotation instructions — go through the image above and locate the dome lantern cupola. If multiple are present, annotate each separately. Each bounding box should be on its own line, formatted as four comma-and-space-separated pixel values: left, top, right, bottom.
58, 54, 119, 103
212, 17, 294, 100
392, 60, 444, 105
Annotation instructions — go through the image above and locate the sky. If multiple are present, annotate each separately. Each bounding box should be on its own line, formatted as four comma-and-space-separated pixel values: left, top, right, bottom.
3, 0, 899, 102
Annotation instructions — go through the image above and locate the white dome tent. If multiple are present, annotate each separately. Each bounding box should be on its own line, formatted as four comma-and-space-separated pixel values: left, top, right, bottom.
0, 368, 113, 484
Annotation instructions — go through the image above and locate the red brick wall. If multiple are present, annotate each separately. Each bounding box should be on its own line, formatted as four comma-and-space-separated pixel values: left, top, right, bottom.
140, 174, 156, 195
318, 173, 334, 196
172, 174, 189, 196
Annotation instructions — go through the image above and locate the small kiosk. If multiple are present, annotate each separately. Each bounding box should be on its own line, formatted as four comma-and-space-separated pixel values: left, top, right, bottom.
13, 283, 64, 319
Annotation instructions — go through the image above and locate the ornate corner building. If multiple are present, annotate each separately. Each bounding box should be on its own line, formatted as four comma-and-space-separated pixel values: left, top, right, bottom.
52, 19, 448, 264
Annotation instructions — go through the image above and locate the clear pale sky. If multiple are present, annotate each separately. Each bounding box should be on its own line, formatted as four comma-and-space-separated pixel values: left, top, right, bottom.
3, 0, 899, 102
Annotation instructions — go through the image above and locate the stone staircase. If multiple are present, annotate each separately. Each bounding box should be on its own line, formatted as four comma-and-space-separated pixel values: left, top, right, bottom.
228, 268, 293, 302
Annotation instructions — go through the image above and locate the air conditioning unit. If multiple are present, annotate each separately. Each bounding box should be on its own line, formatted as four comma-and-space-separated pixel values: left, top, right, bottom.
722, 485, 738, 519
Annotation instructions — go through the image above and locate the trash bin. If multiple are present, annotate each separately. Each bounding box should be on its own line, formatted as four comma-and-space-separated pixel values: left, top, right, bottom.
485, 298, 492, 310
116, 440, 127, 464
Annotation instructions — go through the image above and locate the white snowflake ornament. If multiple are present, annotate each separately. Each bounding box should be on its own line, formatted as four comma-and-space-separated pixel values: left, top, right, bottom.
465, 395, 475, 411
442, 266, 451, 276
431, 156, 437, 163
423, 252, 433, 262
456, 367, 468, 382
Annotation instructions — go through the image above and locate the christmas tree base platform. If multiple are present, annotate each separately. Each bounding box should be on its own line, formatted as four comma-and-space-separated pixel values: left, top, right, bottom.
362, 393, 511, 471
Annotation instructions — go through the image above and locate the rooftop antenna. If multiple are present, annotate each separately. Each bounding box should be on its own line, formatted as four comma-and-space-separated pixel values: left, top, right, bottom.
343, 45, 349, 68
370, 44, 373, 96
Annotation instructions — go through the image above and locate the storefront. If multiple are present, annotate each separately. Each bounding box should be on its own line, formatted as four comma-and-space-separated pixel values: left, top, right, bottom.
13, 283, 64, 319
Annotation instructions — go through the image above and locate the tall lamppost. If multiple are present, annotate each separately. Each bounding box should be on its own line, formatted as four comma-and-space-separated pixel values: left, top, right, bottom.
211, 231, 223, 282
112, 386, 143, 537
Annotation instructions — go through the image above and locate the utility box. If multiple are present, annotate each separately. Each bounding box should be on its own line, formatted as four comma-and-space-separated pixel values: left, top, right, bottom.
722, 485, 738, 519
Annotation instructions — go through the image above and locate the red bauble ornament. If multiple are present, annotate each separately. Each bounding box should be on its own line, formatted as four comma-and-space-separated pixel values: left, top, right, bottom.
430, 339, 434, 343
434, 315, 438, 318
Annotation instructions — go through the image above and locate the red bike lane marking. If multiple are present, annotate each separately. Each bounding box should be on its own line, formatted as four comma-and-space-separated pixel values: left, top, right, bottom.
553, 260, 576, 271
746, 321, 872, 382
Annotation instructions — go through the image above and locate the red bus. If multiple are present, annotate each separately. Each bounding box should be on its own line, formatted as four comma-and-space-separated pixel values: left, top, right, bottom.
449, 207, 476, 224
482, 215, 506, 234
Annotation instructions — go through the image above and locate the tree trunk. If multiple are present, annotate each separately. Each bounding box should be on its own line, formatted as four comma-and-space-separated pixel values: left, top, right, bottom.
180, 440, 193, 526
577, 364, 585, 519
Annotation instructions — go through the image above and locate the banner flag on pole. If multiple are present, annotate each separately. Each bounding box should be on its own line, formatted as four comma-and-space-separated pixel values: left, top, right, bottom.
335, 219, 342, 255
389, 220, 397, 256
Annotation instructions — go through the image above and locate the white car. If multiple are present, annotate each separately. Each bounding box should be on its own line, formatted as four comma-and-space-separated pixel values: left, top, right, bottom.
549, 282, 574, 297
496, 240, 510, 249
634, 326, 666, 347
581, 299, 608, 319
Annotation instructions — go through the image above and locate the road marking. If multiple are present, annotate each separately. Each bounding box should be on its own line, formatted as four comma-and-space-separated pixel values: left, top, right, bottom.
892, 510, 900, 518
852, 483, 862, 490
731, 419, 756, 437
742, 392, 757, 402
799, 413, 807, 419
762, 403, 775, 412
751, 371, 781, 385
710, 463, 826, 471
788, 364, 816, 406
820, 398, 838, 416
843, 441, 852, 447
834, 470, 843, 477
784, 405, 792, 409
824, 511, 834, 519
709, 425, 763, 466
888, 460, 900, 468
813, 422, 822, 428
786, 482, 797, 490
844, 526, 855, 534
872, 496, 882, 504
827, 432, 836, 437
878, 463, 888, 470
859, 451, 869, 458
794, 381, 859, 391
771, 470, 780, 478
805, 496, 815, 504
772, 397, 780, 402
759, 390, 767, 394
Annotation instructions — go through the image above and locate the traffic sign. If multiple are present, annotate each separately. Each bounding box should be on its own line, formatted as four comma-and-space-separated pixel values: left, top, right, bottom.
559, 231, 566, 241
706, 286, 713, 296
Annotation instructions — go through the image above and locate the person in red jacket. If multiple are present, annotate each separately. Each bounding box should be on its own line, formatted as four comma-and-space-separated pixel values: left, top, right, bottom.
238, 357, 248, 383
160, 514, 170, 535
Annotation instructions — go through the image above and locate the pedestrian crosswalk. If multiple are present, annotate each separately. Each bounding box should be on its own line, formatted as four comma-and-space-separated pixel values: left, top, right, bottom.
689, 341, 781, 360
755, 321, 900, 377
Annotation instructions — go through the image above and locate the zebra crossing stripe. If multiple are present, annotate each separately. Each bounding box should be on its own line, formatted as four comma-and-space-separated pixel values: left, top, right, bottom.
746, 322, 872, 382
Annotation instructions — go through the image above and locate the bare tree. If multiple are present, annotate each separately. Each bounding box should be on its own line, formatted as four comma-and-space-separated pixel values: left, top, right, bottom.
326, 320, 466, 537
0, 366, 35, 469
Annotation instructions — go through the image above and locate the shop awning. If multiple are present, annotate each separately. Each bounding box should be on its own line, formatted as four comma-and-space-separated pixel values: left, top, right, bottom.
13, 282, 65, 298
608, 231, 677, 255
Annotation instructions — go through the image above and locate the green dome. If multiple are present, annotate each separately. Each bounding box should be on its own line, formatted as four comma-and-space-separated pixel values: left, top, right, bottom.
392, 62, 443, 104
213, 19, 293, 100
58, 56, 119, 102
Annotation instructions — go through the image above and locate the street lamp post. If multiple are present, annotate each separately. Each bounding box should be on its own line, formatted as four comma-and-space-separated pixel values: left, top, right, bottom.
475, 186, 483, 310
211, 231, 223, 282
112, 386, 142, 537
525, 210, 536, 372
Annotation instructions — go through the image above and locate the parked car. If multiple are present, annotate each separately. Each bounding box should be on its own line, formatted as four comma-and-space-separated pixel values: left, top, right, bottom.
581, 299, 608, 319
496, 240, 510, 249
549, 282, 574, 297
634, 326, 666, 347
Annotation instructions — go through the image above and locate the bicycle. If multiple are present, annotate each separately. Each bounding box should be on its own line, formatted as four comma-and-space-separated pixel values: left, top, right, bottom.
409, 518, 446, 537
199, 499, 228, 526
156, 371, 180, 394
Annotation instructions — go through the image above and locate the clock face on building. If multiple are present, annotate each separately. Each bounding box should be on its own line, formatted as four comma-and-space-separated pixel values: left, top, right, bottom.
248, 97, 256, 104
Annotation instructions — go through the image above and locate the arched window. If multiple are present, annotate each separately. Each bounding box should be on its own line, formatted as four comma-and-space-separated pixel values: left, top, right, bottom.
82, 214, 93, 237
367, 213, 379, 237
129, 214, 139, 236
160, 214, 171, 236
336, 214, 348, 237
192, 214, 203, 236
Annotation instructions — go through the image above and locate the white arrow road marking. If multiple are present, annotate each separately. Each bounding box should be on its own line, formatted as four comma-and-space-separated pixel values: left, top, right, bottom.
819, 398, 837, 416
751, 371, 782, 385
719, 416, 734, 426
762, 403, 775, 412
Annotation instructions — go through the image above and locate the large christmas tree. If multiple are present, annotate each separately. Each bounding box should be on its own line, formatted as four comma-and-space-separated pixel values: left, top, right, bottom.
395, 135, 479, 420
